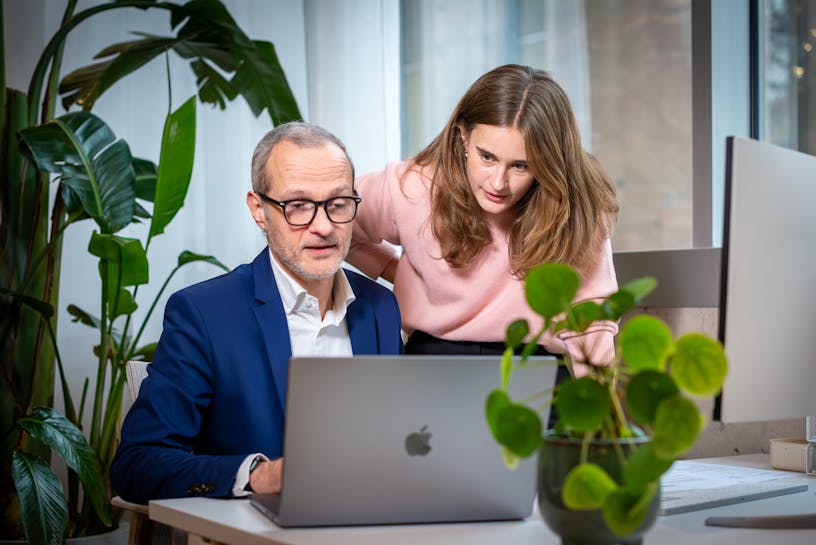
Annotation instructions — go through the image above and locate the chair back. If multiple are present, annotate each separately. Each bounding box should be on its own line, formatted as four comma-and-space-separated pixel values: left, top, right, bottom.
125, 360, 150, 401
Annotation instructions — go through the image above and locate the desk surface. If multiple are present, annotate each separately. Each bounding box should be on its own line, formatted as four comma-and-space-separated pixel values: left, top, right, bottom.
149, 454, 816, 545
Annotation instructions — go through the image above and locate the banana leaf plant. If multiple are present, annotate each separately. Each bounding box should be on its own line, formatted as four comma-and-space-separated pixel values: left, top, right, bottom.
1, 0, 301, 543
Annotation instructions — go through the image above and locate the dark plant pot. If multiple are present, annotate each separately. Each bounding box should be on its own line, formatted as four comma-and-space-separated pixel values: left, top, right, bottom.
0, 524, 127, 545
538, 433, 660, 545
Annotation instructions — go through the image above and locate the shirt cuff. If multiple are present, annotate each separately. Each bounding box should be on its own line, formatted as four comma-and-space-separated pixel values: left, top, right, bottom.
231, 453, 268, 497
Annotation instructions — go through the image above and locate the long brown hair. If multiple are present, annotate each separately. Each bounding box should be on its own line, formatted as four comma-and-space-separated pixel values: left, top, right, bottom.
411, 64, 618, 277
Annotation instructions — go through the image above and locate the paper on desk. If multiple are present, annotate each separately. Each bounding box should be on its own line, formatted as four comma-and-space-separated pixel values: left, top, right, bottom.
662, 460, 794, 492
660, 460, 808, 515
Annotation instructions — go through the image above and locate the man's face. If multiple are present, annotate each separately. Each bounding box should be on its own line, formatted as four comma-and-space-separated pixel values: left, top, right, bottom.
247, 140, 354, 291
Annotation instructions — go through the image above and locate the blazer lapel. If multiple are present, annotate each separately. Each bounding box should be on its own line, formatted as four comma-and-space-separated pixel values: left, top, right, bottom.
250, 250, 292, 412
346, 276, 378, 355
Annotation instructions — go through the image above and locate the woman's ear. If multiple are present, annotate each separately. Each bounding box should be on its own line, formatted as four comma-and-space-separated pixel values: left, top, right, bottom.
456, 125, 470, 149
456, 125, 470, 148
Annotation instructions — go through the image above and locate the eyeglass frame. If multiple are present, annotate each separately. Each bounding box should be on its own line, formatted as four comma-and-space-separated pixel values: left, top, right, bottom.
256, 192, 362, 226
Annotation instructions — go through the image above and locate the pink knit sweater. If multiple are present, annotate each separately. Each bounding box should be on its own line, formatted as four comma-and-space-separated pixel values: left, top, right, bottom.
347, 160, 619, 365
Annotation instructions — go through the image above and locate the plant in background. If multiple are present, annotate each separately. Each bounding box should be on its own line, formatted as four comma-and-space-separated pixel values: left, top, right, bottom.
486, 263, 728, 538
1, 1, 301, 543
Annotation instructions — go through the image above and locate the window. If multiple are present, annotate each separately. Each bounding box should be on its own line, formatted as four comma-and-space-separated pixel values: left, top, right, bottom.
760, 0, 816, 154
400, 0, 694, 251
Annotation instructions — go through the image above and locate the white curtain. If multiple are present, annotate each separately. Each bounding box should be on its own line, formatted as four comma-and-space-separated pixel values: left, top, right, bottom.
303, 0, 401, 175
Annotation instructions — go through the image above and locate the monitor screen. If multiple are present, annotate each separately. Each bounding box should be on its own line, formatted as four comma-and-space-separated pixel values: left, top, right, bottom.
716, 136, 816, 422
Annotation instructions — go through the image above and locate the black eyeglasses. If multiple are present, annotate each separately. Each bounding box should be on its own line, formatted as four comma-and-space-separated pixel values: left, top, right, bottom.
257, 193, 362, 226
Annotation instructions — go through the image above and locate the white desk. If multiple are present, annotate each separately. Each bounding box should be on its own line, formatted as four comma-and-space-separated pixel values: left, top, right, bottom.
149, 454, 816, 545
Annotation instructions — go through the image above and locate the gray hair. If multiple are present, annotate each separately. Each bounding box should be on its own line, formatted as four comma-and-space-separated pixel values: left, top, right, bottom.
251, 121, 355, 194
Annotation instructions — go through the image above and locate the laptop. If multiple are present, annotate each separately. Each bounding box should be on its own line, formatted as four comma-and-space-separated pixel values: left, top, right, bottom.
250, 355, 558, 527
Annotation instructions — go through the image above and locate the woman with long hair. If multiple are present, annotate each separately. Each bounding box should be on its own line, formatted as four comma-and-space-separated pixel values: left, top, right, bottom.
347, 64, 619, 366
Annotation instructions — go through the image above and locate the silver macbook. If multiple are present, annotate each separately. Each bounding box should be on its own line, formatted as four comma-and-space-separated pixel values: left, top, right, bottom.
250, 355, 557, 527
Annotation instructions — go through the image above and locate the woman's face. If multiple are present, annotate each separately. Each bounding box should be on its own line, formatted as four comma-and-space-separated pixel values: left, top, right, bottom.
461, 124, 536, 218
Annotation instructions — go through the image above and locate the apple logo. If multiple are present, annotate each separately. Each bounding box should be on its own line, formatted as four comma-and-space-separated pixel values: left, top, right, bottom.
404, 425, 432, 456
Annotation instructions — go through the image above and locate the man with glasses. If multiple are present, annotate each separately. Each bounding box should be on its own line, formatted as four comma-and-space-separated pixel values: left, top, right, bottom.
111, 123, 403, 504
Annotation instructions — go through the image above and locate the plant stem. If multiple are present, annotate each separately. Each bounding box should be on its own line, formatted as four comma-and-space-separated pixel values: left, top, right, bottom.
126, 264, 181, 361
580, 431, 591, 464
90, 261, 109, 447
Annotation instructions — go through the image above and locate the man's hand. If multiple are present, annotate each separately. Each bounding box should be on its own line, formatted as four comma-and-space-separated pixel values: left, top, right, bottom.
249, 457, 284, 493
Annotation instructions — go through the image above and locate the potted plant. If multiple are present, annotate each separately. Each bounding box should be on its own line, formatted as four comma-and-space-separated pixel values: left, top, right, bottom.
1, 1, 301, 543
486, 262, 727, 543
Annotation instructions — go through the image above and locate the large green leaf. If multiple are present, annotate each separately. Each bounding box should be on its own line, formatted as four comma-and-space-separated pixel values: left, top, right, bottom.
88, 233, 148, 317
58, 0, 301, 123
525, 262, 580, 320
59, 36, 179, 110
17, 408, 111, 526
150, 96, 196, 238
133, 157, 158, 201
177, 250, 229, 272
190, 58, 238, 108
17, 112, 135, 233
0, 287, 54, 318
11, 451, 68, 545
230, 39, 301, 124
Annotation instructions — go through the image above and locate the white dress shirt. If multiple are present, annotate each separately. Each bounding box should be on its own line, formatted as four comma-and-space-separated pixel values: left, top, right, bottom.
232, 250, 355, 496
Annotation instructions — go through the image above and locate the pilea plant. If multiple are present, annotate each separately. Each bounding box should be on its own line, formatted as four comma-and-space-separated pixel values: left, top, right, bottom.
486, 262, 727, 536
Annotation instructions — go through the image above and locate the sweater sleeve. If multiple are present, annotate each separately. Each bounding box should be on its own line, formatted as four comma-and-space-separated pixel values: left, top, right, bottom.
347, 163, 403, 279
555, 235, 619, 369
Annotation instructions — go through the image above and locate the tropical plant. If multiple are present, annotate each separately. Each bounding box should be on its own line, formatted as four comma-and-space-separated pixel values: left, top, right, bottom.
486, 262, 728, 537
1, 1, 301, 543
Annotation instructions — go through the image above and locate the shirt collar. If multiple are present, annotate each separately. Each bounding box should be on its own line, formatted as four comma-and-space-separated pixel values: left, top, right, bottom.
267, 249, 356, 322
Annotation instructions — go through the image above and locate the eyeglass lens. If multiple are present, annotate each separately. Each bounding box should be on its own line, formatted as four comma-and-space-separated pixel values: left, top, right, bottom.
285, 197, 358, 225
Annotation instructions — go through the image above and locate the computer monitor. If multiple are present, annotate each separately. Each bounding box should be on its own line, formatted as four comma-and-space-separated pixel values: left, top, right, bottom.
715, 136, 816, 423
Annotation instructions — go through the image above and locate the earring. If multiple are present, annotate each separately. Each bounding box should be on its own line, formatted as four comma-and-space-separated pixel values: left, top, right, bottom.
463, 140, 469, 159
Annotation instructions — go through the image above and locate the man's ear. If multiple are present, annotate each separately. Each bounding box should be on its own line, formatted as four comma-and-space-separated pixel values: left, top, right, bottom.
246, 191, 267, 231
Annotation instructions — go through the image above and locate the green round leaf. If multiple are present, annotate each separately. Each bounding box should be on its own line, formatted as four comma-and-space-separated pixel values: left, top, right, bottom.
625, 370, 679, 424
671, 333, 728, 396
505, 319, 529, 349
601, 290, 636, 320
562, 463, 618, 510
602, 482, 658, 536
620, 276, 658, 302
618, 315, 673, 372
501, 447, 520, 469
555, 377, 610, 432
525, 263, 580, 319
651, 396, 705, 459
485, 389, 510, 440
566, 301, 602, 332
622, 444, 673, 490
495, 403, 543, 458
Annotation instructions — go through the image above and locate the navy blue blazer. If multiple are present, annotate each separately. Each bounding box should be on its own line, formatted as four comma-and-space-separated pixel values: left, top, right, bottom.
110, 250, 402, 503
